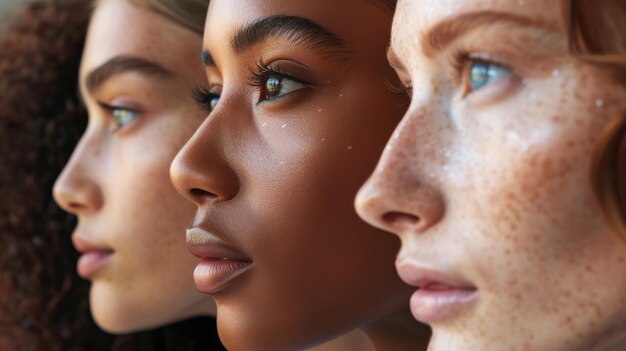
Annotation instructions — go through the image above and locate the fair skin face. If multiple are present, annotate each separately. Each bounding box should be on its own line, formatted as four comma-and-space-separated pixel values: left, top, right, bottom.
52, 0, 215, 333
170, 0, 430, 350
356, 0, 626, 350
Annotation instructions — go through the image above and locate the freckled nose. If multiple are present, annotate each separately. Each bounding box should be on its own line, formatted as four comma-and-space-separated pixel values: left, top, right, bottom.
356, 114, 445, 237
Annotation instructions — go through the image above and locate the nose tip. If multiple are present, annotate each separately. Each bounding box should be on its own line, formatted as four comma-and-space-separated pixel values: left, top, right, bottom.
356, 170, 445, 238
169, 139, 239, 207
52, 169, 103, 215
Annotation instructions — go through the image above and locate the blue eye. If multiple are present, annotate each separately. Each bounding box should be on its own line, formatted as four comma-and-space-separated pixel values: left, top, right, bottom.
263, 75, 306, 101
468, 60, 512, 91
112, 107, 139, 129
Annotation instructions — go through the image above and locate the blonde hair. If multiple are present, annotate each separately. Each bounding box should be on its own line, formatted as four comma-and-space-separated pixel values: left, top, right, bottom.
571, 0, 626, 242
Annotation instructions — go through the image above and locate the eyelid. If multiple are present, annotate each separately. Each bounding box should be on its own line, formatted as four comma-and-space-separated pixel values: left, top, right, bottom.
97, 101, 141, 131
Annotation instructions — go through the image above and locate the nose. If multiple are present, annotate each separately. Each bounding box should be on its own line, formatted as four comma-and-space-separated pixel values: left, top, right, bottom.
170, 107, 239, 207
53, 132, 104, 216
355, 106, 445, 237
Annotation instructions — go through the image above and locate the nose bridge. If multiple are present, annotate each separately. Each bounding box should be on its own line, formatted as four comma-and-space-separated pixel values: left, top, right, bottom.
356, 98, 446, 236
53, 125, 105, 214
376, 101, 441, 185
170, 102, 240, 206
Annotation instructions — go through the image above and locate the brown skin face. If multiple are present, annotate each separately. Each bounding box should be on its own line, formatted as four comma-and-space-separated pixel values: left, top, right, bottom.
356, 0, 626, 350
170, 0, 426, 350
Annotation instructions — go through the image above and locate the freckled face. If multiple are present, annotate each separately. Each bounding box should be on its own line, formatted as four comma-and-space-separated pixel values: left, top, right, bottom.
171, 0, 413, 349
356, 0, 626, 350
53, 0, 214, 333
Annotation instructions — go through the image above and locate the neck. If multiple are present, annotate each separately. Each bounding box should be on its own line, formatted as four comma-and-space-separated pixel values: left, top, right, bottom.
362, 309, 431, 351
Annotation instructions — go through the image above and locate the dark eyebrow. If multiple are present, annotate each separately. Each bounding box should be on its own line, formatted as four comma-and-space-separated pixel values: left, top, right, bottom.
85, 56, 171, 95
422, 11, 558, 57
231, 15, 352, 63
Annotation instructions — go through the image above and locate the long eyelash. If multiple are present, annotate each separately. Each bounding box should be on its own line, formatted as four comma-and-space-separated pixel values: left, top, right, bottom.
248, 58, 272, 87
452, 49, 471, 74
247, 57, 304, 88
385, 79, 412, 104
191, 84, 218, 112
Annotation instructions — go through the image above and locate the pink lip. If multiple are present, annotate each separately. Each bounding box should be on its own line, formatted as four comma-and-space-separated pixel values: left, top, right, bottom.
72, 234, 114, 278
396, 262, 478, 323
77, 250, 113, 278
186, 227, 252, 294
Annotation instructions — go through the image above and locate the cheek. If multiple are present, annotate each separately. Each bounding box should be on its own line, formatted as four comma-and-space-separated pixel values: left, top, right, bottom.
451, 68, 624, 278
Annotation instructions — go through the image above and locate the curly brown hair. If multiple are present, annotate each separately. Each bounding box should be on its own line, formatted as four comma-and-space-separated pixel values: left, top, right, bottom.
0, 0, 224, 350
0, 0, 116, 350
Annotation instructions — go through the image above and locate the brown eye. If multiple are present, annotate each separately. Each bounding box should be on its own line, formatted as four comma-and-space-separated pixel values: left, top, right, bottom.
265, 75, 283, 99
261, 74, 306, 102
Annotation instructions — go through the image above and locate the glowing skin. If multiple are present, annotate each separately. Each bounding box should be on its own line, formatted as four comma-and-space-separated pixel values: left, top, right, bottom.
355, 1, 626, 350
170, 0, 430, 350
52, 0, 215, 333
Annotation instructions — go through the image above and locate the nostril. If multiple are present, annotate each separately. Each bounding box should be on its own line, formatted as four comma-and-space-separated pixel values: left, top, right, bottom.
190, 187, 217, 199
382, 211, 420, 227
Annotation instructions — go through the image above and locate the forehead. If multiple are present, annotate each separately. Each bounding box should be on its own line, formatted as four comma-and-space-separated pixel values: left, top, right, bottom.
391, 0, 565, 60
80, 0, 197, 78
204, 0, 388, 56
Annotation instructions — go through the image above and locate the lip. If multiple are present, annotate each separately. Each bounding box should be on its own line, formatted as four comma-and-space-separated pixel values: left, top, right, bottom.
72, 234, 114, 279
396, 261, 478, 324
186, 227, 252, 294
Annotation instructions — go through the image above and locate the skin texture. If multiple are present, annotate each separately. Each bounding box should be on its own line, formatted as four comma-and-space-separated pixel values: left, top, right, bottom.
53, 0, 215, 334
170, 0, 429, 350
356, 0, 626, 350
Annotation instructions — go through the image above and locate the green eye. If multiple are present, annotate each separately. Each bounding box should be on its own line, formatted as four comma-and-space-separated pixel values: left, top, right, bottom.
112, 108, 139, 129
469, 60, 512, 91
263, 75, 306, 100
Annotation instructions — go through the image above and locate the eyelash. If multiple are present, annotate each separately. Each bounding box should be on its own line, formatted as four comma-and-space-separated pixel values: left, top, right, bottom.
248, 58, 308, 103
98, 102, 139, 132
192, 84, 220, 113
452, 49, 514, 96
386, 79, 413, 104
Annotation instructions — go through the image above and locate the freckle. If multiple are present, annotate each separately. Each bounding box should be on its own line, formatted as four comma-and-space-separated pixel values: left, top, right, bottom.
552, 115, 564, 123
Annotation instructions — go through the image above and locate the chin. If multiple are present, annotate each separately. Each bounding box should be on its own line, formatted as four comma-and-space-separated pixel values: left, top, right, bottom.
89, 284, 154, 334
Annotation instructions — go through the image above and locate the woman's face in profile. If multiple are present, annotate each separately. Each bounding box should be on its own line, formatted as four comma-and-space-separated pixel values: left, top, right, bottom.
52, 0, 214, 333
357, 0, 626, 350
170, 0, 415, 349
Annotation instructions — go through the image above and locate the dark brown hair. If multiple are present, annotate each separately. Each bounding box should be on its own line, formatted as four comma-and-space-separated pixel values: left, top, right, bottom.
0, 0, 114, 349
0, 0, 224, 350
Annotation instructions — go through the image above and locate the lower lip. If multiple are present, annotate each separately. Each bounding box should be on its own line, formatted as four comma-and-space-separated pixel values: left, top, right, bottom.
193, 260, 252, 294
409, 287, 478, 323
77, 251, 113, 278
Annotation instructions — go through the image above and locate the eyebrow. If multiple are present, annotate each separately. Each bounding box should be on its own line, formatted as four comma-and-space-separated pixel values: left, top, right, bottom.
85, 56, 171, 95
202, 15, 352, 67
422, 11, 558, 56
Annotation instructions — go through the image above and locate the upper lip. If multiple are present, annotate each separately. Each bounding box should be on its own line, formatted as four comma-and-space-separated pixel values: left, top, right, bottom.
72, 233, 113, 254
186, 227, 251, 262
396, 261, 476, 291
